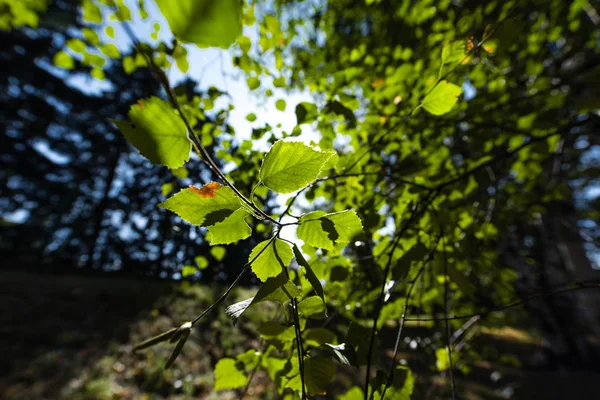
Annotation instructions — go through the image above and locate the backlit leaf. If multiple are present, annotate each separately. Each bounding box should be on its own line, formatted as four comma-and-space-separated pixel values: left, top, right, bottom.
249, 238, 293, 281
114, 97, 190, 168
53, 51, 74, 70
259, 140, 335, 194
298, 210, 363, 250
156, 0, 242, 48
205, 208, 252, 245
422, 80, 462, 115
158, 185, 241, 226
214, 358, 247, 390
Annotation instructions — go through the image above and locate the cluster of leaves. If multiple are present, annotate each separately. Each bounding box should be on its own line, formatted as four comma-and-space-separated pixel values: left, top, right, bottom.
45, 0, 600, 398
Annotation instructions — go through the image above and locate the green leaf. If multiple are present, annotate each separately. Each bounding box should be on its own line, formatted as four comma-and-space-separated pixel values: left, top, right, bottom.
304, 355, 336, 395
205, 208, 252, 245
297, 211, 334, 250
161, 183, 174, 197
91, 67, 105, 80
181, 265, 196, 277
441, 41, 466, 65
292, 244, 324, 301
339, 386, 364, 400
225, 275, 300, 322
295, 102, 318, 125
100, 43, 120, 58
371, 366, 414, 400
276, 99, 286, 111
82, 28, 100, 45
260, 321, 296, 342
253, 273, 300, 304
156, 0, 242, 48
82, 0, 102, 24
213, 358, 247, 390
159, 185, 241, 226
238, 35, 251, 53
66, 38, 86, 53
246, 112, 257, 122
114, 97, 190, 168
421, 80, 462, 115
298, 210, 364, 250
259, 140, 335, 194
171, 166, 189, 178
249, 238, 293, 281
298, 296, 326, 319
303, 328, 337, 348
195, 255, 209, 269
247, 76, 260, 90
53, 51, 74, 70
105, 26, 115, 39
211, 246, 226, 261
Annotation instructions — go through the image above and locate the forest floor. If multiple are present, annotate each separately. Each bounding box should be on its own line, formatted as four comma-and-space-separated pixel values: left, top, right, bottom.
1, 270, 598, 400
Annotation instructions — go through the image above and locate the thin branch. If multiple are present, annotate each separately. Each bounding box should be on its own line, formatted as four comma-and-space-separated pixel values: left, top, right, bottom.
364, 190, 435, 400
114, 8, 280, 227
441, 232, 457, 400
377, 238, 440, 400
192, 235, 278, 325
404, 280, 600, 322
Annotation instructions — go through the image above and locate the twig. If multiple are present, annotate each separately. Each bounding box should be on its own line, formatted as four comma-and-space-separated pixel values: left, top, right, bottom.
404, 280, 600, 322
192, 235, 278, 325
441, 233, 457, 400
377, 238, 440, 400
364, 190, 435, 400
113, 6, 280, 227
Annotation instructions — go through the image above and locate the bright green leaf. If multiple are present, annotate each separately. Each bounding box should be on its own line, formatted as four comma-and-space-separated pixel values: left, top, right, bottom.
100, 43, 120, 58
171, 166, 189, 178
82, 28, 100, 45
181, 265, 196, 277
211, 246, 226, 261
90, 67, 105, 80
247, 76, 260, 90
249, 238, 293, 281
298, 210, 363, 250
298, 296, 326, 319
105, 26, 115, 39
158, 185, 241, 226
295, 102, 318, 125
114, 97, 190, 168
66, 38, 86, 53
82, 0, 102, 24
238, 35, 251, 53
213, 358, 247, 390
206, 208, 252, 245
246, 112, 257, 122
53, 51, 74, 70
259, 140, 335, 194
161, 182, 174, 197
195, 255, 209, 269
276, 99, 286, 111
156, 0, 242, 48
421, 80, 462, 115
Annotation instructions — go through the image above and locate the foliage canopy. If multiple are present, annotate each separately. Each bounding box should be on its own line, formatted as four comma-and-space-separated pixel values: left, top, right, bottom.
7, 0, 599, 398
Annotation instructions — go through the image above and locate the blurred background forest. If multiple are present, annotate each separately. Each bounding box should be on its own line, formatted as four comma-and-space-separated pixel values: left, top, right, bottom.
1, 0, 600, 399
